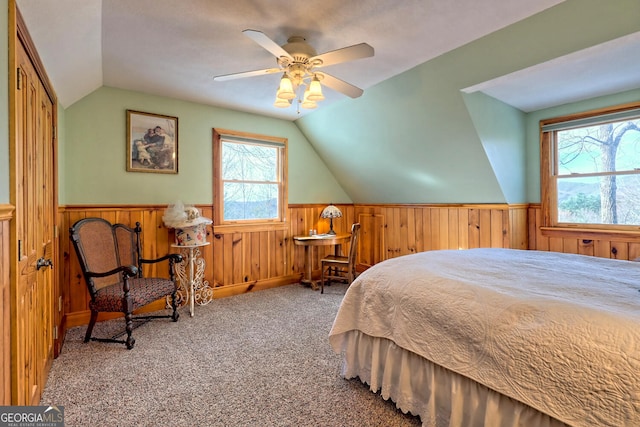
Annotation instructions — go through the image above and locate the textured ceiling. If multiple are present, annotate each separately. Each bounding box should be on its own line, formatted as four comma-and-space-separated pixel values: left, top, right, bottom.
16, 0, 640, 120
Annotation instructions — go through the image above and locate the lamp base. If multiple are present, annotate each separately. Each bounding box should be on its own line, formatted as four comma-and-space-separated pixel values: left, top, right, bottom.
327, 217, 337, 235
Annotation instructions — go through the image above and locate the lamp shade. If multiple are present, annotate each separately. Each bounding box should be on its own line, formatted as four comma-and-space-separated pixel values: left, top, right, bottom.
307, 76, 325, 101
276, 74, 295, 100
273, 95, 291, 108
320, 204, 342, 219
301, 89, 317, 109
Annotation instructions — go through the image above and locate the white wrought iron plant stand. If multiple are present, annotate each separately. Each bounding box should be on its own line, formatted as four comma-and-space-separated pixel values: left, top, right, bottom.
170, 242, 213, 316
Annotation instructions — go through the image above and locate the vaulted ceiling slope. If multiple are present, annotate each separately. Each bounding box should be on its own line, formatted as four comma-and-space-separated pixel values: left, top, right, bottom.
17, 0, 571, 121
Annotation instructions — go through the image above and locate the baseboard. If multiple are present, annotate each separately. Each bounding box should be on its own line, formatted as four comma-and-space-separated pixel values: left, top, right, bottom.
207, 274, 302, 298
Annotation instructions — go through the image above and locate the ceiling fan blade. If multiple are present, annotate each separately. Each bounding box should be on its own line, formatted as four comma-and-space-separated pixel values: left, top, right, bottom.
319, 73, 364, 98
311, 43, 374, 68
213, 67, 282, 81
243, 29, 293, 60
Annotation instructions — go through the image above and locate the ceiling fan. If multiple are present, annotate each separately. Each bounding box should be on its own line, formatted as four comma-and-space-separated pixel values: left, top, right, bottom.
213, 29, 374, 109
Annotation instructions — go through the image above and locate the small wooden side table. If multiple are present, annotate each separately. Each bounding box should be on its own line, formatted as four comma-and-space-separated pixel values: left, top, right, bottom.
171, 242, 212, 316
293, 233, 350, 290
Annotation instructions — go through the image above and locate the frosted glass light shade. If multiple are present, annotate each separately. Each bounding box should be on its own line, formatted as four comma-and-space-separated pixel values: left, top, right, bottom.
276, 75, 295, 100
301, 89, 317, 109
273, 96, 291, 108
307, 76, 325, 101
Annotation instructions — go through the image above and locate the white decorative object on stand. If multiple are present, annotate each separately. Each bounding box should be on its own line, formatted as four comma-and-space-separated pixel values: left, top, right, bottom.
173, 206, 210, 246
163, 202, 214, 316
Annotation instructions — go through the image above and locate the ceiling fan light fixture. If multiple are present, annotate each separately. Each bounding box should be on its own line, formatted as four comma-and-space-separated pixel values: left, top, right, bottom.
307, 76, 325, 101
276, 74, 295, 100
217, 30, 374, 112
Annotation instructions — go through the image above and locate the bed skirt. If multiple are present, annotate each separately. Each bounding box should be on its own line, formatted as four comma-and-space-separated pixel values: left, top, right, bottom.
336, 330, 569, 427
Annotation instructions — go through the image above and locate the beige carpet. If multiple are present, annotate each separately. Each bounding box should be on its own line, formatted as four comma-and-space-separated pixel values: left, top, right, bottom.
40, 283, 422, 427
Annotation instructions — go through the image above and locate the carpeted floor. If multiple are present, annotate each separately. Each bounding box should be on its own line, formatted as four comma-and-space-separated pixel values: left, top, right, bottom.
40, 283, 422, 427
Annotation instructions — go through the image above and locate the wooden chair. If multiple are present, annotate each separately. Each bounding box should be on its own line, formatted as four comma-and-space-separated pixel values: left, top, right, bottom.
69, 217, 182, 349
320, 223, 361, 293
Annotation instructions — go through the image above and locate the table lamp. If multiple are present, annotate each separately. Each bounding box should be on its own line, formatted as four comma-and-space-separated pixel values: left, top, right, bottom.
320, 204, 342, 235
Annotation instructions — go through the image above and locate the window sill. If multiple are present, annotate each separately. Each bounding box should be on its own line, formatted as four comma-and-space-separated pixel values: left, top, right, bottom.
541, 226, 640, 241
213, 222, 288, 234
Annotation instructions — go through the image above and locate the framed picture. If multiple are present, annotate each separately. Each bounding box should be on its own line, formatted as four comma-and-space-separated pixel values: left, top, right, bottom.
126, 110, 178, 173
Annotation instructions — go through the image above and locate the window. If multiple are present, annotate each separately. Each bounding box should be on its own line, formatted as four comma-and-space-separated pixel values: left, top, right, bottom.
540, 103, 640, 229
213, 128, 288, 226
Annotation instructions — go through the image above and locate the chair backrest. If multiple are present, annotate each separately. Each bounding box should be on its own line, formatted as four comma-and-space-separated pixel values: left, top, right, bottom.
347, 223, 361, 271
69, 218, 141, 295
114, 224, 139, 269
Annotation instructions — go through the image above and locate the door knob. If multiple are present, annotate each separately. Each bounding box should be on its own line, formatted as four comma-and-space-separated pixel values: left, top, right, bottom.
36, 257, 53, 270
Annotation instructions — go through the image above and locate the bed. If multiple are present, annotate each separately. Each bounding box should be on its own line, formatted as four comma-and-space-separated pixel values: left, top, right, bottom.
328, 248, 640, 427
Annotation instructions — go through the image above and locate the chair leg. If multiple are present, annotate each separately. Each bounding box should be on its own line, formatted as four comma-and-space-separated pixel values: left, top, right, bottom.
124, 311, 135, 350
171, 291, 180, 322
321, 264, 325, 294
84, 310, 98, 343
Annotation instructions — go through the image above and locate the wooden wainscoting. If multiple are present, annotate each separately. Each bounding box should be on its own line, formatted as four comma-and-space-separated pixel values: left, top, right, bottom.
354, 204, 528, 267
60, 204, 357, 327
528, 204, 640, 259
60, 203, 525, 328
1, 205, 14, 405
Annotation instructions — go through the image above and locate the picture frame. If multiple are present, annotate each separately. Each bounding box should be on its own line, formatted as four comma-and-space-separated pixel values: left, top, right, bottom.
126, 110, 178, 173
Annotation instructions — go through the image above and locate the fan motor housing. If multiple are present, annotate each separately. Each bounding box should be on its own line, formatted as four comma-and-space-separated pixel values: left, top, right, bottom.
282, 36, 317, 63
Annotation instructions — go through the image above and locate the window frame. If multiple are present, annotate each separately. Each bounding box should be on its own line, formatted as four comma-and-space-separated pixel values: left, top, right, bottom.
540, 101, 640, 233
213, 128, 288, 230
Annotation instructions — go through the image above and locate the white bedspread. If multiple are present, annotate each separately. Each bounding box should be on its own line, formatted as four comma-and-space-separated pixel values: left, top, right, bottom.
329, 249, 640, 427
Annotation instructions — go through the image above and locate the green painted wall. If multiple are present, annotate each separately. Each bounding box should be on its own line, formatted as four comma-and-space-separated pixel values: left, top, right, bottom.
0, 2, 9, 204
297, 0, 640, 204
297, 64, 503, 203
63, 86, 350, 205
525, 88, 640, 203
463, 92, 526, 204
